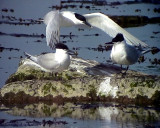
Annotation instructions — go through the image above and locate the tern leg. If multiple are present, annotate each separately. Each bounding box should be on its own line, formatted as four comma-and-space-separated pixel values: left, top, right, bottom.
126, 65, 129, 72
54, 72, 58, 80
123, 65, 129, 74
120, 65, 122, 69
54, 72, 61, 81
119, 65, 129, 77
41, 71, 45, 79
119, 65, 123, 74
48, 72, 56, 80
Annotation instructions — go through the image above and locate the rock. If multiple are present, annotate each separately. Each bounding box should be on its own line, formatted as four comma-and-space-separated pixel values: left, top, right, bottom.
109, 16, 160, 28
0, 57, 160, 105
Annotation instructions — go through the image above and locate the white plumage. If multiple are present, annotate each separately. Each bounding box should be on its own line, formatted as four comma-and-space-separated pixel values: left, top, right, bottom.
43, 11, 148, 49
43, 10, 91, 49
24, 43, 71, 73
110, 33, 142, 71
84, 12, 148, 47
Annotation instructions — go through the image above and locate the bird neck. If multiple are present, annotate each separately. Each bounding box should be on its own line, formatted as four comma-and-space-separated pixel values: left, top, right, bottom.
56, 48, 67, 55
55, 49, 68, 62
61, 11, 83, 26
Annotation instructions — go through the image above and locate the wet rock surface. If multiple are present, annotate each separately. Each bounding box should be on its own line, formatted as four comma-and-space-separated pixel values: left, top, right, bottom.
0, 57, 160, 106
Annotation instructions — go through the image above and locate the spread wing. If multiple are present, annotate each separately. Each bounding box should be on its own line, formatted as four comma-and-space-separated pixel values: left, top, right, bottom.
44, 11, 60, 49
84, 12, 148, 48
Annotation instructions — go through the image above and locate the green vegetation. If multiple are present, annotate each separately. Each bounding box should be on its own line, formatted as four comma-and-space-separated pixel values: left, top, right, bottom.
86, 85, 97, 100
6, 72, 36, 83
42, 82, 53, 95
130, 79, 155, 88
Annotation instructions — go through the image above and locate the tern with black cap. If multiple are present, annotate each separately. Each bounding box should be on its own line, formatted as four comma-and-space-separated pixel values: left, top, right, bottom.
24, 43, 72, 74
43, 10, 92, 49
42, 11, 148, 50
110, 33, 142, 73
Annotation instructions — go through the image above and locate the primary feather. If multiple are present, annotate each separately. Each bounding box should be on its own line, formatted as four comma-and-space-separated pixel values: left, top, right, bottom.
44, 11, 60, 49
43, 11, 148, 49
84, 12, 148, 48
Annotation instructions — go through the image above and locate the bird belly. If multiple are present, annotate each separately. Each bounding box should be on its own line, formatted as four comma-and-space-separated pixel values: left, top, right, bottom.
111, 44, 131, 65
111, 45, 139, 65
55, 54, 71, 72
57, 56, 70, 72
39, 61, 59, 73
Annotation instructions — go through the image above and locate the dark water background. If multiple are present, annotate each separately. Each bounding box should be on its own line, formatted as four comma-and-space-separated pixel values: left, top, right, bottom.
0, 0, 160, 127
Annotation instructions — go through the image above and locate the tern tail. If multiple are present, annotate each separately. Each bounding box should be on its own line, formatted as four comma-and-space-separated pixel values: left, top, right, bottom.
24, 52, 38, 63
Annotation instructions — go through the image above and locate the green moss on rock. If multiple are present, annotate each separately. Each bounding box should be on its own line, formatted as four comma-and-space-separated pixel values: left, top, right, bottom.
42, 82, 53, 95
86, 85, 97, 100
0, 57, 160, 106
130, 79, 155, 88
6, 72, 36, 83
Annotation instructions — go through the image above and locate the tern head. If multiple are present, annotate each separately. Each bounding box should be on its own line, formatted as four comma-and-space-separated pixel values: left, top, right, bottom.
74, 13, 92, 28
112, 33, 124, 43
55, 43, 69, 51
55, 43, 76, 55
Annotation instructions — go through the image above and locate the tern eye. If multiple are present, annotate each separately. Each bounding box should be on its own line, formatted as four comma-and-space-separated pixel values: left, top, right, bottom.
75, 13, 86, 22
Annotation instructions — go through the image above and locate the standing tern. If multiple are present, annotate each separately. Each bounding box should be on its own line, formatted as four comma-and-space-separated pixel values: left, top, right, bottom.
43, 11, 148, 49
24, 43, 71, 73
110, 33, 142, 73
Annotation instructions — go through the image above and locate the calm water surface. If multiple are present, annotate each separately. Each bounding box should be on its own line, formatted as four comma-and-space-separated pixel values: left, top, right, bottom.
0, 103, 160, 128
0, 0, 160, 127
0, 0, 160, 87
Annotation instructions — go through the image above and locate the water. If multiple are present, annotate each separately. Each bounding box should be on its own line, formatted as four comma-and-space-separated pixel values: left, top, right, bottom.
0, 103, 160, 128
0, 0, 160, 87
0, 0, 160, 127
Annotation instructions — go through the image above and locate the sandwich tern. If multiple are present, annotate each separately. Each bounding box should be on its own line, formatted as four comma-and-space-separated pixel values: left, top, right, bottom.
43, 11, 148, 49
24, 43, 71, 73
110, 33, 142, 73
43, 10, 92, 49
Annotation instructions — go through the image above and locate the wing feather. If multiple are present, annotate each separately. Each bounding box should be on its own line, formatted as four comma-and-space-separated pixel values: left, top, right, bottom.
84, 13, 148, 48
37, 53, 59, 70
44, 11, 60, 49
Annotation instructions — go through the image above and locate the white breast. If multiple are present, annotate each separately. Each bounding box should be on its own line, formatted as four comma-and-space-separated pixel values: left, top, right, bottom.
55, 49, 71, 72
111, 41, 140, 65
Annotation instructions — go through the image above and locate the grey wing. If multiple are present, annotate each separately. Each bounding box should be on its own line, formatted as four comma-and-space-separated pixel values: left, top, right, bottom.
44, 11, 60, 49
126, 45, 140, 64
37, 53, 60, 70
84, 13, 148, 48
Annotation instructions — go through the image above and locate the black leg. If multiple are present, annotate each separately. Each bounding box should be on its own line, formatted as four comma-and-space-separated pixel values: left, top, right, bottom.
52, 72, 58, 81
40, 70, 45, 80
55, 72, 58, 77
126, 65, 129, 72
54, 72, 63, 81
121, 65, 122, 69
123, 65, 129, 74
119, 65, 123, 74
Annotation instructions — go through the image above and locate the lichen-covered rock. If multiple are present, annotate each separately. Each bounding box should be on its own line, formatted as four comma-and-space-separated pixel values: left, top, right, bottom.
0, 57, 160, 105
